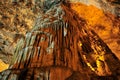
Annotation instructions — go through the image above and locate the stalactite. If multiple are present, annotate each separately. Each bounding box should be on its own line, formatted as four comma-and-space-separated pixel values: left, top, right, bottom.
0, 1, 120, 80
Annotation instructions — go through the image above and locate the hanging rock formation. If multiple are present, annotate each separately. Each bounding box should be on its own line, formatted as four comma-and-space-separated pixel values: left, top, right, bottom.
0, 0, 120, 65
0, 0, 120, 80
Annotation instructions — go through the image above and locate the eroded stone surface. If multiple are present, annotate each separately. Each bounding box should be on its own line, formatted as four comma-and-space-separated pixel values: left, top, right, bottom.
0, 0, 119, 65
0, 1, 120, 80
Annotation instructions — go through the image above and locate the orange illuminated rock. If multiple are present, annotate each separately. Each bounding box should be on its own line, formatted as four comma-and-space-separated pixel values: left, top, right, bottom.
71, 3, 120, 59
0, 1, 120, 80
0, 60, 9, 72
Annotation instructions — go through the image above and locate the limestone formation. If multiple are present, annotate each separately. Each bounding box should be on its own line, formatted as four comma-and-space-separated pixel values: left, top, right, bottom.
0, 0, 120, 65
0, 1, 120, 80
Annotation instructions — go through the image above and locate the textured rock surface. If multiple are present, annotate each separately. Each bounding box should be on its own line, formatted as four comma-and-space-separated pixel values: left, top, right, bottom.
0, 1, 120, 80
0, 0, 38, 64
71, 3, 120, 60
70, 0, 120, 16
0, 0, 119, 64
0, 59, 9, 72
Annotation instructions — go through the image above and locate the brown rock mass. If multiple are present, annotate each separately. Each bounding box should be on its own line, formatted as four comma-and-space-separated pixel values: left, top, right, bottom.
0, 1, 120, 80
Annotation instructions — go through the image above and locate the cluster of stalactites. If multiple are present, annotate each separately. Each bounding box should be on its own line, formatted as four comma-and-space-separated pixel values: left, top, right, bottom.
8, 2, 120, 77
10, 19, 69, 69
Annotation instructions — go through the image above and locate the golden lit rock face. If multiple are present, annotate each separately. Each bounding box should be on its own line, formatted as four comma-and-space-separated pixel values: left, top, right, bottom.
71, 3, 104, 26
0, 59, 9, 72
71, 3, 120, 59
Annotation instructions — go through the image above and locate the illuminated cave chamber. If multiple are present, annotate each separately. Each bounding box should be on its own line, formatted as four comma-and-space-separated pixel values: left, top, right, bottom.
0, 1, 120, 80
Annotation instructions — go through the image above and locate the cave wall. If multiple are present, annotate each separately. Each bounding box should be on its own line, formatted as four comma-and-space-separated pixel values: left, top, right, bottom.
70, 0, 120, 16
0, 0, 119, 72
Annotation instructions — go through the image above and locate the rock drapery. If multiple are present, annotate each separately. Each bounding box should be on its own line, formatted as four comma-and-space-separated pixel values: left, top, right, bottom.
0, 0, 120, 66
0, 0, 120, 80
